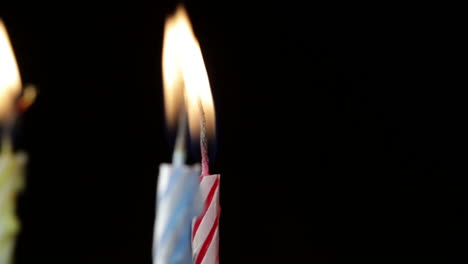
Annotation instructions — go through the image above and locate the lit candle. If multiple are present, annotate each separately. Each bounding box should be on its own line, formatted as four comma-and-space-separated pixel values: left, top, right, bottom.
153, 5, 220, 264
173, 8, 221, 264
152, 6, 202, 264
0, 19, 36, 264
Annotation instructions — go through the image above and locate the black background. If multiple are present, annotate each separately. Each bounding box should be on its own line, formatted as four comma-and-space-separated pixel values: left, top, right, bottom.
0, 1, 465, 263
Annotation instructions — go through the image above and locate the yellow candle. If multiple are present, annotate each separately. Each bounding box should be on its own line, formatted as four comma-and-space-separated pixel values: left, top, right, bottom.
0, 139, 26, 264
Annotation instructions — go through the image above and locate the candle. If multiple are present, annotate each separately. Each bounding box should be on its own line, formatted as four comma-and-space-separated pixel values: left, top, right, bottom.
153, 6, 204, 264
0, 19, 35, 264
154, 5, 220, 264
176, 11, 221, 264
0, 138, 26, 264
153, 155, 201, 264
153, 109, 202, 264
192, 148, 220, 264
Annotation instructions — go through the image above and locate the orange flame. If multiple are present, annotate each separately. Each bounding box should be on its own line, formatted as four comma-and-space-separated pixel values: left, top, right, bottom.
162, 5, 215, 140
0, 20, 22, 122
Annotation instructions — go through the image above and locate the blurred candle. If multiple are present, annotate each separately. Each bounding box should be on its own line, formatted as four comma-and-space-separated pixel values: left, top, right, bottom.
0, 19, 33, 264
0, 136, 26, 264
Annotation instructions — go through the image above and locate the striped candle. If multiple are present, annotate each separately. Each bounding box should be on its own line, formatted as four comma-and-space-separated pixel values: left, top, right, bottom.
192, 106, 220, 264
153, 163, 201, 264
160, 4, 220, 263
192, 173, 220, 264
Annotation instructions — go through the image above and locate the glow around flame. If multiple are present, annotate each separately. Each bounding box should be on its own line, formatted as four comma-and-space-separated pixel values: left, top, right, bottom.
0, 20, 22, 121
162, 5, 215, 140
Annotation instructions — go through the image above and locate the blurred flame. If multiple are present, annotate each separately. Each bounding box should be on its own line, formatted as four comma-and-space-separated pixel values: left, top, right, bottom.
0, 20, 22, 122
162, 5, 215, 140
18, 85, 37, 112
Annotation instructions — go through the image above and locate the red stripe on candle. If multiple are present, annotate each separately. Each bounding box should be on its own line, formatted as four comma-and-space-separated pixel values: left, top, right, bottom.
193, 176, 220, 237
195, 213, 220, 264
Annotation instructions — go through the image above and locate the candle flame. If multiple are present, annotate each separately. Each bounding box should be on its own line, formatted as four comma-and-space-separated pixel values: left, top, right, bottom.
0, 20, 22, 122
162, 5, 216, 140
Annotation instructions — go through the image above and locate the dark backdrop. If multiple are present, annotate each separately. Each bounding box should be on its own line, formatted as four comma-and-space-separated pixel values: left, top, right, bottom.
0, 1, 464, 264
